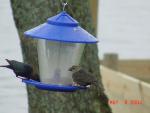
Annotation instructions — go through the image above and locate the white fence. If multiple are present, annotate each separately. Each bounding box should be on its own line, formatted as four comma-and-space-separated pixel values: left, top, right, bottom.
101, 66, 150, 113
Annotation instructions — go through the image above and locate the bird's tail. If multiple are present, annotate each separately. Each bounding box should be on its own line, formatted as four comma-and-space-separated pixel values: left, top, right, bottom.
0, 65, 11, 69
5, 59, 11, 64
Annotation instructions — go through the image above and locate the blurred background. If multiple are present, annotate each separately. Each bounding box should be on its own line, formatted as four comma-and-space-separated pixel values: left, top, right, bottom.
97, 0, 150, 83
0, 0, 27, 113
0, 0, 150, 113
96, 0, 150, 113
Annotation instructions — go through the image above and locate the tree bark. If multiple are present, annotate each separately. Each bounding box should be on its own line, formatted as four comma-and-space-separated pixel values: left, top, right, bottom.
11, 0, 112, 113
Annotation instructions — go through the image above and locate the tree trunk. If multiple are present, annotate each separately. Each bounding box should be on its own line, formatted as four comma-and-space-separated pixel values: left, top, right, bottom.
11, 0, 112, 113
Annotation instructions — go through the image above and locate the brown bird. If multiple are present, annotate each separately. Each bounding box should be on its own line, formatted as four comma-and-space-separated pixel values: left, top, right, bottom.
68, 65, 98, 87
0, 59, 39, 81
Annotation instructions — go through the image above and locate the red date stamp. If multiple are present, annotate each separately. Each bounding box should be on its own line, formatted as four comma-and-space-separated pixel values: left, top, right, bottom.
108, 100, 143, 105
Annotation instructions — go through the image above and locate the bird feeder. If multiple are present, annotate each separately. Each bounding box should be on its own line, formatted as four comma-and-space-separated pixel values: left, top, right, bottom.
23, 11, 98, 92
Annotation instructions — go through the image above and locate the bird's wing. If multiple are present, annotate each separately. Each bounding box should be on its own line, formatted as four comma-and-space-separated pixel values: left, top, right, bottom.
72, 70, 90, 85
23, 64, 33, 73
73, 69, 97, 85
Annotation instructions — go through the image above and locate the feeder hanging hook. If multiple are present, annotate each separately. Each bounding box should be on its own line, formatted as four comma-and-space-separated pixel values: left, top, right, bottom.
61, 1, 68, 11
61, 0, 68, 11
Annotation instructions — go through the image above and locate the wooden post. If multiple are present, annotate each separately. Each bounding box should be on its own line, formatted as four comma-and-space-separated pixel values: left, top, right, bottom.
90, 0, 98, 28
103, 53, 118, 70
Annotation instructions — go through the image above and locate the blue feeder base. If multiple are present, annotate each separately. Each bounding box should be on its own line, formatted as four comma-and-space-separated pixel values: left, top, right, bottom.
22, 79, 86, 92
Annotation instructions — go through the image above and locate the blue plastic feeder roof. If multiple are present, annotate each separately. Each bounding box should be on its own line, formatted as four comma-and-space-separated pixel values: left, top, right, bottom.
24, 11, 98, 43
22, 79, 86, 92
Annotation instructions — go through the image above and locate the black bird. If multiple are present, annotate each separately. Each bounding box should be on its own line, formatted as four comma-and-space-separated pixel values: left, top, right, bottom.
69, 65, 98, 87
0, 59, 33, 80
